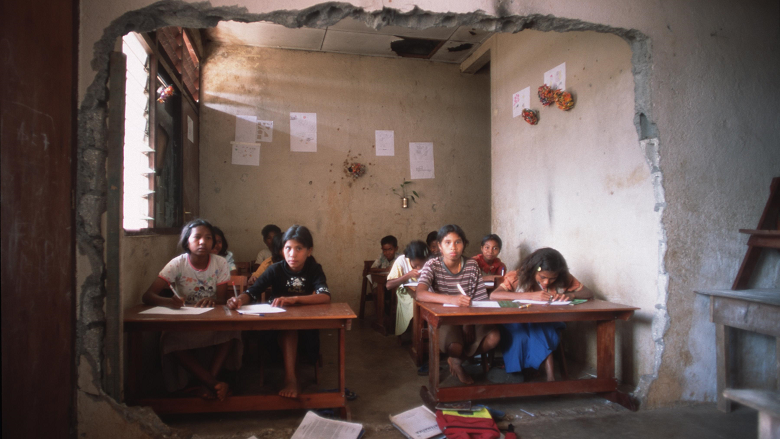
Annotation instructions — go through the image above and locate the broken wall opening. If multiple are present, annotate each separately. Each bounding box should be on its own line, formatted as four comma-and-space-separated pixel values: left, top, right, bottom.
76, 2, 663, 435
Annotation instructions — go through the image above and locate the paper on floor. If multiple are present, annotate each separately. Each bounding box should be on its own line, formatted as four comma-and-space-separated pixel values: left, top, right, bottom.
389, 405, 442, 439
291, 411, 363, 439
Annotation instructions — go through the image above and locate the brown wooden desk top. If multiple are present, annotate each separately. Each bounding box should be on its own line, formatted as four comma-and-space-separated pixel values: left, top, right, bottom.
124, 303, 356, 332
417, 299, 638, 325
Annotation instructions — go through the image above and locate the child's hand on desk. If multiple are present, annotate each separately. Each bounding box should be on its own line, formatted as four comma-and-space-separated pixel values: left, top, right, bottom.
407, 269, 421, 279
195, 297, 216, 308
272, 296, 297, 307
169, 295, 185, 309
451, 295, 471, 307
227, 296, 243, 310
551, 292, 569, 302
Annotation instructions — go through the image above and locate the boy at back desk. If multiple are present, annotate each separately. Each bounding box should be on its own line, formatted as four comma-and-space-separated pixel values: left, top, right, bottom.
255, 224, 282, 264
367, 235, 398, 287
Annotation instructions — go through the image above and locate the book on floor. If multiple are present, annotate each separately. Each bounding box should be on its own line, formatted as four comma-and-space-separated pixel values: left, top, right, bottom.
291, 411, 363, 439
389, 405, 444, 439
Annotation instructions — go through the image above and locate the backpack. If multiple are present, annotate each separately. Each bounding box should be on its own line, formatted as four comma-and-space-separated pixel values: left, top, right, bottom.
435, 407, 501, 439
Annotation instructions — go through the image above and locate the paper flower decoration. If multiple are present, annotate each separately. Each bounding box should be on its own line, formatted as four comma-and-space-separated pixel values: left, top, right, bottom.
538, 85, 555, 106
156, 85, 174, 103
556, 91, 575, 111
521, 109, 539, 125
344, 161, 367, 179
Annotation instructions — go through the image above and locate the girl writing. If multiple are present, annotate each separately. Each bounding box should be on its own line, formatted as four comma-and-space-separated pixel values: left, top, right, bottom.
142, 219, 241, 400
416, 225, 501, 384
490, 247, 593, 381
228, 225, 330, 398
387, 240, 429, 337
211, 226, 238, 276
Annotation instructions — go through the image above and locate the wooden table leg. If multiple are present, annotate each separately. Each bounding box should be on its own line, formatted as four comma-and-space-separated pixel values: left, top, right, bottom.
372, 284, 387, 335
428, 321, 440, 401
338, 326, 346, 398
716, 323, 734, 412
126, 331, 142, 404
595, 319, 637, 410
412, 301, 423, 366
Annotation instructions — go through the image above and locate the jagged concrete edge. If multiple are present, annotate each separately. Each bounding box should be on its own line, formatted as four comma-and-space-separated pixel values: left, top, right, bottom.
76, 2, 664, 433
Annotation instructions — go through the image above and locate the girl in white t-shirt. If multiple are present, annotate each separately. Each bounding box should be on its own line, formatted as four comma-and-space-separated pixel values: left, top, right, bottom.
386, 240, 429, 336
142, 219, 241, 400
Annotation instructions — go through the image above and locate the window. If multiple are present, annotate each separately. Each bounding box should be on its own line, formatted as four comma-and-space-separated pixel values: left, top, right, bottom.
122, 29, 201, 232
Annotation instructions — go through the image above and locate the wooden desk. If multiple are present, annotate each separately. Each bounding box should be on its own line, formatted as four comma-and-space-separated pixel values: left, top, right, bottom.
417, 300, 639, 410
124, 303, 356, 417
694, 289, 780, 412
368, 269, 392, 335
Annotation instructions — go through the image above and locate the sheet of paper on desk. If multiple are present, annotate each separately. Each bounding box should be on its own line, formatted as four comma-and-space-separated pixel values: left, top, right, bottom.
444, 301, 502, 308
237, 304, 286, 314
483, 280, 495, 287
139, 306, 213, 315
291, 411, 363, 439
514, 299, 572, 305
403, 281, 419, 287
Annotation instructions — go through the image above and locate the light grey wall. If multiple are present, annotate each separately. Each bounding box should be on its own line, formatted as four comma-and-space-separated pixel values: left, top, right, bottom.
199, 44, 491, 310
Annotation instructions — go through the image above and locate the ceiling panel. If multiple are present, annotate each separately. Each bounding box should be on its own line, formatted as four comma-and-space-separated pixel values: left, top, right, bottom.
449, 26, 493, 44
430, 40, 479, 63
208, 21, 325, 51
321, 30, 399, 57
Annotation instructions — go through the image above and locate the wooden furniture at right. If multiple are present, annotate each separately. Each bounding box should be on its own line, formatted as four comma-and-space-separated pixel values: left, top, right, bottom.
723, 389, 780, 439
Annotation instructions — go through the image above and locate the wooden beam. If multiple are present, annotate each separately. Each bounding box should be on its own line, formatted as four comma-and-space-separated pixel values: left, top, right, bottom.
460, 36, 493, 74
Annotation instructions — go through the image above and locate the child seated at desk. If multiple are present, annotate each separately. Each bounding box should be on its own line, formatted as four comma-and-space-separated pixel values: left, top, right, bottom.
372, 235, 399, 269
228, 225, 330, 398
490, 247, 593, 381
426, 231, 440, 257
387, 240, 430, 336
472, 234, 506, 277
255, 224, 282, 265
212, 226, 238, 276
248, 233, 283, 284
142, 219, 242, 401
416, 225, 501, 385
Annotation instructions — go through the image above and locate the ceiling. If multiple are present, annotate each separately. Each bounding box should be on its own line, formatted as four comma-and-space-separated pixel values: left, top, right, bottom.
205, 18, 493, 64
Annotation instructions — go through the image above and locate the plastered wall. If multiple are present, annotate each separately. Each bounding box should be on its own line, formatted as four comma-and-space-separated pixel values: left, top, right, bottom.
199, 44, 491, 309
488, 29, 657, 388
75, 2, 780, 433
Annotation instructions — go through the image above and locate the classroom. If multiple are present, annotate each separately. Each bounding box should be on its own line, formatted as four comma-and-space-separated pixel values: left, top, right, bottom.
2, 0, 779, 438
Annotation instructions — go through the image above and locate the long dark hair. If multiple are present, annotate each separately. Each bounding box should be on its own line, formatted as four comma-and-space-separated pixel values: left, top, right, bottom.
404, 240, 429, 261
271, 233, 284, 263
212, 226, 229, 256
517, 248, 571, 291
437, 224, 469, 247
481, 234, 502, 250
282, 225, 314, 249
178, 219, 214, 254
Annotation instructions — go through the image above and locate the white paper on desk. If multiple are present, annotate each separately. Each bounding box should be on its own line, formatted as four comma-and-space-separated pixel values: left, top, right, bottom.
235, 115, 258, 143
237, 304, 286, 314
139, 306, 213, 315
231, 143, 260, 166
257, 120, 273, 143
290, 113, 317, 152
403, 281, 419, 287
409, 142, 435, 179
375, 130, 394, 156
444, 301, 502, 308
291, 411, 363, 439
514, 299, 572, 305
483, 280, 495, 287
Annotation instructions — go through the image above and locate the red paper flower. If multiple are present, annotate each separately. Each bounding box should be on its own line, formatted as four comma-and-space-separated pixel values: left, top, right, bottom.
538, 85, 555, 106
521, 109, 539, 125
556, 91, 575, 111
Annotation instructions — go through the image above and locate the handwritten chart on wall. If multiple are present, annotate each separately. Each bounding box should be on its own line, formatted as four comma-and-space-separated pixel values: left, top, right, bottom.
544, 62, 566, 91
512, 87, 531, 118
409, 142, 435, 179
258, 120, 273, 143
232, 143, 260, 166
375, 130, 394, 156
290, 113, 317, 152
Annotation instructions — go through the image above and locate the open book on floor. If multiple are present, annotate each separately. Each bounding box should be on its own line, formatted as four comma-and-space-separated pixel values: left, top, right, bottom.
291, 411, 363, 439
389, 405, 444, 439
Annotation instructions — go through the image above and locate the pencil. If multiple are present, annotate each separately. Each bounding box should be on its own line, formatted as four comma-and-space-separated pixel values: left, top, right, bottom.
232, 281, 239, 298
456, 284, 468, 296
517, 304, 531, 309
168, 283, 182, 299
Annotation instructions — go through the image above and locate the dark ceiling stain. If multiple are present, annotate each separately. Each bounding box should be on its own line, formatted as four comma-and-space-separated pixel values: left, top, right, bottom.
447, 43, 474, 52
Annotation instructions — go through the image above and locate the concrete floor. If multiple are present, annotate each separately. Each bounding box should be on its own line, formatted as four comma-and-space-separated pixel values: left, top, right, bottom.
161, 321, 758, 439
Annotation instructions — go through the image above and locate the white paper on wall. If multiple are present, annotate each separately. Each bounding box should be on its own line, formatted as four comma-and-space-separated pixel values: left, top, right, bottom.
257, 120, 273, 143
409, 142, 435, 180
231, 142, 260, 166
512, 87, 531, 118
187, 115, 194, 142
375, 130, 394, 156
290, 113, 317, 152
544, 62, 566, 91
235, 115, 258, 143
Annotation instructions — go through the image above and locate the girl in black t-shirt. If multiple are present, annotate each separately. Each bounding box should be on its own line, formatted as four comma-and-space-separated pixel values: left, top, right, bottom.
228, 225, 330, 398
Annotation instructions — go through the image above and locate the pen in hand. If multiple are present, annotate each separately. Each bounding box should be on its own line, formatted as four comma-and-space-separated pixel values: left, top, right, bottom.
232, 281, 239, 298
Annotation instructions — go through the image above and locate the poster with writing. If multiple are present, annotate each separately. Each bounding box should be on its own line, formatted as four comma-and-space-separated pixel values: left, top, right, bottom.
290, 113, 316, 152
409, 142, 435, 180
512, 87, 531, 118
544, 62, 566, 91
375, 130, 394, 156
231, 143, 260, 166
235, 115, 258, 143
257, 120, 273, 143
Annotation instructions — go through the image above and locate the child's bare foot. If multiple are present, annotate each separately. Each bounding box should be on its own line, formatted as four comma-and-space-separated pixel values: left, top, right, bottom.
199, 385, 216, 400
279, 379, 300, 398
447, 357, 474, 385
213, 382, 230, 401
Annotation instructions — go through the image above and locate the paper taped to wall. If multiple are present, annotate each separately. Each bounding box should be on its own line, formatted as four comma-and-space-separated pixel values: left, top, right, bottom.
231, 142, 260, 166
258, 120, 273, 143
545, 62, 566, 91
290, 113, 316, 152
513, 87, 530, 118
410, 142, 435, 179
376, 130, 394, 156
235, 115, 258, 143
